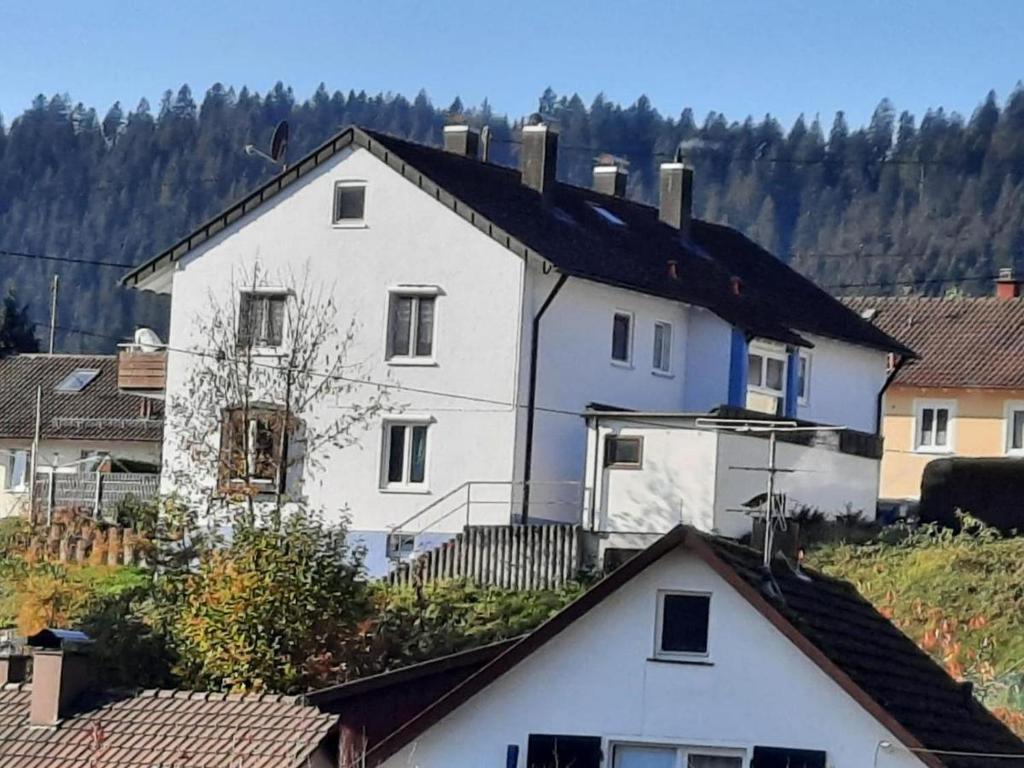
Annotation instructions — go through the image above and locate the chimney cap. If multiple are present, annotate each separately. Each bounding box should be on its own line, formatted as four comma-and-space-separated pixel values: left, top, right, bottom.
443, 124, 470, 133
27, 629, 93, 650
998, 267, 1016, 282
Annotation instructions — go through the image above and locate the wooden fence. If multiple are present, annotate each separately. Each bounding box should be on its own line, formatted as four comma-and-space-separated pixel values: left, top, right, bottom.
22, 521, 144, 566
33, 472, 159, 521
389, 524, 582, 589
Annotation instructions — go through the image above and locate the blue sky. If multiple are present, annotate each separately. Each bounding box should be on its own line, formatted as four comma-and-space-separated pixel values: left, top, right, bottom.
3, 0, 1024, 129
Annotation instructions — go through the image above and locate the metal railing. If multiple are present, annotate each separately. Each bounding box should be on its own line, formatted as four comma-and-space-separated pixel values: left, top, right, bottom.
33, 471, 160, 523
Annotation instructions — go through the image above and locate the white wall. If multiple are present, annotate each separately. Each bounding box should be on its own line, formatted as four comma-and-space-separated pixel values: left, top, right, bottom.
799, 334, 888, 433
380, 547, 926, 768
683, 308, 733, 412
161, 147, 524, 554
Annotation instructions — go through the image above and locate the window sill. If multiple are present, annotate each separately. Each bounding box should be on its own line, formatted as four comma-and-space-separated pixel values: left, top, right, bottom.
332, 221, 368, 229
651, 369, 675, 379
913, 447, 954, 455
647, 656, 714, 667
379, 486, 432, 495
237, 346, 287, 358
386, 358, 439, 368
610, 360, 634, 370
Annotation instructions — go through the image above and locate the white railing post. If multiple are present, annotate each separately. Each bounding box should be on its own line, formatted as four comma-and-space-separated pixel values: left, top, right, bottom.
93, 470, 102, 520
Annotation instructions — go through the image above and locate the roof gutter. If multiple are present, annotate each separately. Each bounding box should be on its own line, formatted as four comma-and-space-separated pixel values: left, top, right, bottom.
521, 271, 569, 524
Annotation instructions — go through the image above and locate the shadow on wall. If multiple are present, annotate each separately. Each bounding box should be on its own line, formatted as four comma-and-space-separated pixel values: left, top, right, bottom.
605, 457, 712, 534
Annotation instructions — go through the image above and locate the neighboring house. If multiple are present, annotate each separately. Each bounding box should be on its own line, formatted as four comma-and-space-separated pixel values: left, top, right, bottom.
846, 270, 1024, 503
120, 123, 905, 572
307, 526, 1022, 768
0, 355, 163, 518
0, 630, 337, 767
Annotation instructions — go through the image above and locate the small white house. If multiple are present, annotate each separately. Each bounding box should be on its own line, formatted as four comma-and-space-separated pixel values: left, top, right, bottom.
310, 527, 1022, 768
120, 124, 906, 572
583, 409, 882, 542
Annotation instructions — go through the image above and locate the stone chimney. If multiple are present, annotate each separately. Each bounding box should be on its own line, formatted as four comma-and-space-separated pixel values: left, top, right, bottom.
996, 267, 1021, 300
27, 629, 93, 726
592, 164, 628, 197
442, 124, 479, 159
658, 161, 694, 237
0, 653, 29, 685
520, 123, 558, 199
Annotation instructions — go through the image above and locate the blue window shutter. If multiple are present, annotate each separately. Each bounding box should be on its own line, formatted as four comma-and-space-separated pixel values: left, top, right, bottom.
784, 347, 800, 417
727, 328, 748, 406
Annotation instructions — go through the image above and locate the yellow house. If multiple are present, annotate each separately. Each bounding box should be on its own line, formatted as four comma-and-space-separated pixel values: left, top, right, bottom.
846, 272, 1024, 502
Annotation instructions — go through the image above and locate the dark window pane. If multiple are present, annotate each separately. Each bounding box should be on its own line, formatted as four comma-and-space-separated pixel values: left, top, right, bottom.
252, 415, 278, 482
612, 314, 631, 361
935, 408, 949, 446
765, 357, 785, 391
751, 747, 826, 768
798, 356, 808, 399
605, 436, 642, 467
1013, 411, 1024, 450
388, 296, 413, 357
416, 297, 435, 357
747, 353, 763, 386
409, 426, 428, 483
920, 408, 934, 445
527, 735, 602, 768
266, 296, 285, 346
653, 323, 670, 371
334, 185, 365, 221
238, 293, 256, 348
660, 593, 710, 654
387, 425, 405, 483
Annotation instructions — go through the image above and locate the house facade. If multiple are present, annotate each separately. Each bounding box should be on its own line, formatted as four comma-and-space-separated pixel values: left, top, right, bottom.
847, 274, 1024, 503
121, 124, 904, 571
0, 355, 162, 518
310, 527, 1022, 768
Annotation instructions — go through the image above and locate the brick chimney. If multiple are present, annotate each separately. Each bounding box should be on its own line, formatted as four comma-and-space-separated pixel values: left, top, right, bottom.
592, 164, 627, 197
442, 124, 479, 159
658, 161, 694, 237
996, 267, 1021, 299
27, 629, 93, 726
520, 123, 558, 200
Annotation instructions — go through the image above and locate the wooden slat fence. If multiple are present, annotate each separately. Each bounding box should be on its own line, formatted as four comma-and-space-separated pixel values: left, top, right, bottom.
389, 524, 581, 589
22, 521, 144, 566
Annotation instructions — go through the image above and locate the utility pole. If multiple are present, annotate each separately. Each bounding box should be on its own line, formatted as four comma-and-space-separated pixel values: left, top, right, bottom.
27, 385, 42, 522
763, 430, 778, 568
48, 274, 59, 354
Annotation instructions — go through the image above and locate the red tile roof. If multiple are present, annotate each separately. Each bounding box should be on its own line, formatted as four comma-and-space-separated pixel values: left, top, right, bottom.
0, 685, 337, 767
843, 295, 1024, 389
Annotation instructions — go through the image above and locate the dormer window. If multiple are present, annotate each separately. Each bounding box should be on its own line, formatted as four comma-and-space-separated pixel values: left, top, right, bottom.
655, 591, 710, 659
55, 368, 100, 393
333, 181, 366, 225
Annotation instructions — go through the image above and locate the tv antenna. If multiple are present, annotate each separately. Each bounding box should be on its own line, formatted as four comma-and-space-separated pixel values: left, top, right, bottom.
244, 120, 289, 170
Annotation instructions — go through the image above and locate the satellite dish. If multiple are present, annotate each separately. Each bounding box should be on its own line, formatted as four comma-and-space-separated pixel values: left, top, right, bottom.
134, 327, 163, 352
270, 120, 289, 163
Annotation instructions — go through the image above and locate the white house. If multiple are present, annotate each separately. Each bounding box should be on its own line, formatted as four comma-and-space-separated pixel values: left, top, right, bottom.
120, 123, 907, 572
0, 355, 162, 518
307, 527, 1022, 768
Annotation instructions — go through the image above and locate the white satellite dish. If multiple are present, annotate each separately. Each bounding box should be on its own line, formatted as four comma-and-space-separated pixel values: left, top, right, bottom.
134, 327, 163, 352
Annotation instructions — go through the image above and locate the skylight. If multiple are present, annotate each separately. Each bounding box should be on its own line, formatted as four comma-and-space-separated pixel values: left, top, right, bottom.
588, 203, 626, 227
55, 368, 101, 393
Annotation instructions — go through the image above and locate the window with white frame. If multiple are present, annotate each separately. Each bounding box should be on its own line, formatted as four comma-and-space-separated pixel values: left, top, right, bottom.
604, 435, 643, 468
652, 321, 672, 373
382, 421, 430, 488
4, 450, 28, 491
746, 342, 787, 415
218, 406, 288, 492
655, 591, 710, 659
611, 311, 633, 364
238, 291, 287, 349
797, 351, 811, 405
915, 400, 955, 452
1007, 402, 1024, 453
612, 743, 742, 768
332, 181, 366, 224
386, 292, 436, 360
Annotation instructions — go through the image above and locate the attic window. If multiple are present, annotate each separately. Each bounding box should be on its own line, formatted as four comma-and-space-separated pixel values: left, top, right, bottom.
656, 591, 710, 658
55, 369, 100, 393
333, 181, 366, 224
588, 203, 626, 227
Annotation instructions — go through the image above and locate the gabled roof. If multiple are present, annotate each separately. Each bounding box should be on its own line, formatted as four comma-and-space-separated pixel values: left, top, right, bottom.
361, 527, 1022, 768
0, 355, 162, 442
844, 295, 1024, 389
0, 686, 337, 768
122, 126, 908, 355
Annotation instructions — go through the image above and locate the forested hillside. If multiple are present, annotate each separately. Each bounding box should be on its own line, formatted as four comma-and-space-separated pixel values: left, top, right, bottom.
3, 82, 1024, 352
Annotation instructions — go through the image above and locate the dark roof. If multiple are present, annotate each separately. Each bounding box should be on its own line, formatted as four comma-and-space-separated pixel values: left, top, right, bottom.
0, 686, 336, 768
845, 295, 1024, 389
0, 355, 162, 442
363, 527, 1021, 768
123, 126, 907, 355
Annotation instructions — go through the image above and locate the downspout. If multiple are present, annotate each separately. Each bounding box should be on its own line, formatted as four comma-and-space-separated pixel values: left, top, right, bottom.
521, 272, 569, 524
876, 355, 908, 435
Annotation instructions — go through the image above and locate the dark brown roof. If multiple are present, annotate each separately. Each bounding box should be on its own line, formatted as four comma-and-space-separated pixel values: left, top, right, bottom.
844, 295, 1024, 389
364, 527, 1022, 768
0, 686, 337, 768
0, 355, 162, 442
123, 126, 908, 356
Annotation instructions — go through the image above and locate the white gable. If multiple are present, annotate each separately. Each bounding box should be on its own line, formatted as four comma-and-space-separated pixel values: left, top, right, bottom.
381, 548, 928, 768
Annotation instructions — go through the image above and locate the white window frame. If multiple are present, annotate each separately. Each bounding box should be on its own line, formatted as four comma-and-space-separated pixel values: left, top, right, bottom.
604, 435, 644, 469
238, 287, 290, 353
331, 180, 368, 228
654, 589, 711, 661
797, 350, 812, 406
3, 449, 29, 491
1004, 400, 1024, 455
747, 341, 788, 397
652, 320, 673, 376
611, 310, 635, 367
384, 286, 443, 366
913, 398, 956, 454
608, 740, 744, 768
379, 416, 433, 493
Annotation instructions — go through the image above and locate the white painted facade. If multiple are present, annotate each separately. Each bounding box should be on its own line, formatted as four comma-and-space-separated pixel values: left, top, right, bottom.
379, 546, 927, 768
584, 415, 880, 539
139, 143, 891, 571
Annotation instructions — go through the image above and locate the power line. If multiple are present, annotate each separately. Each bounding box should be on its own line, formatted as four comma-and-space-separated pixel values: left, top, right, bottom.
0, 247, 136, 269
